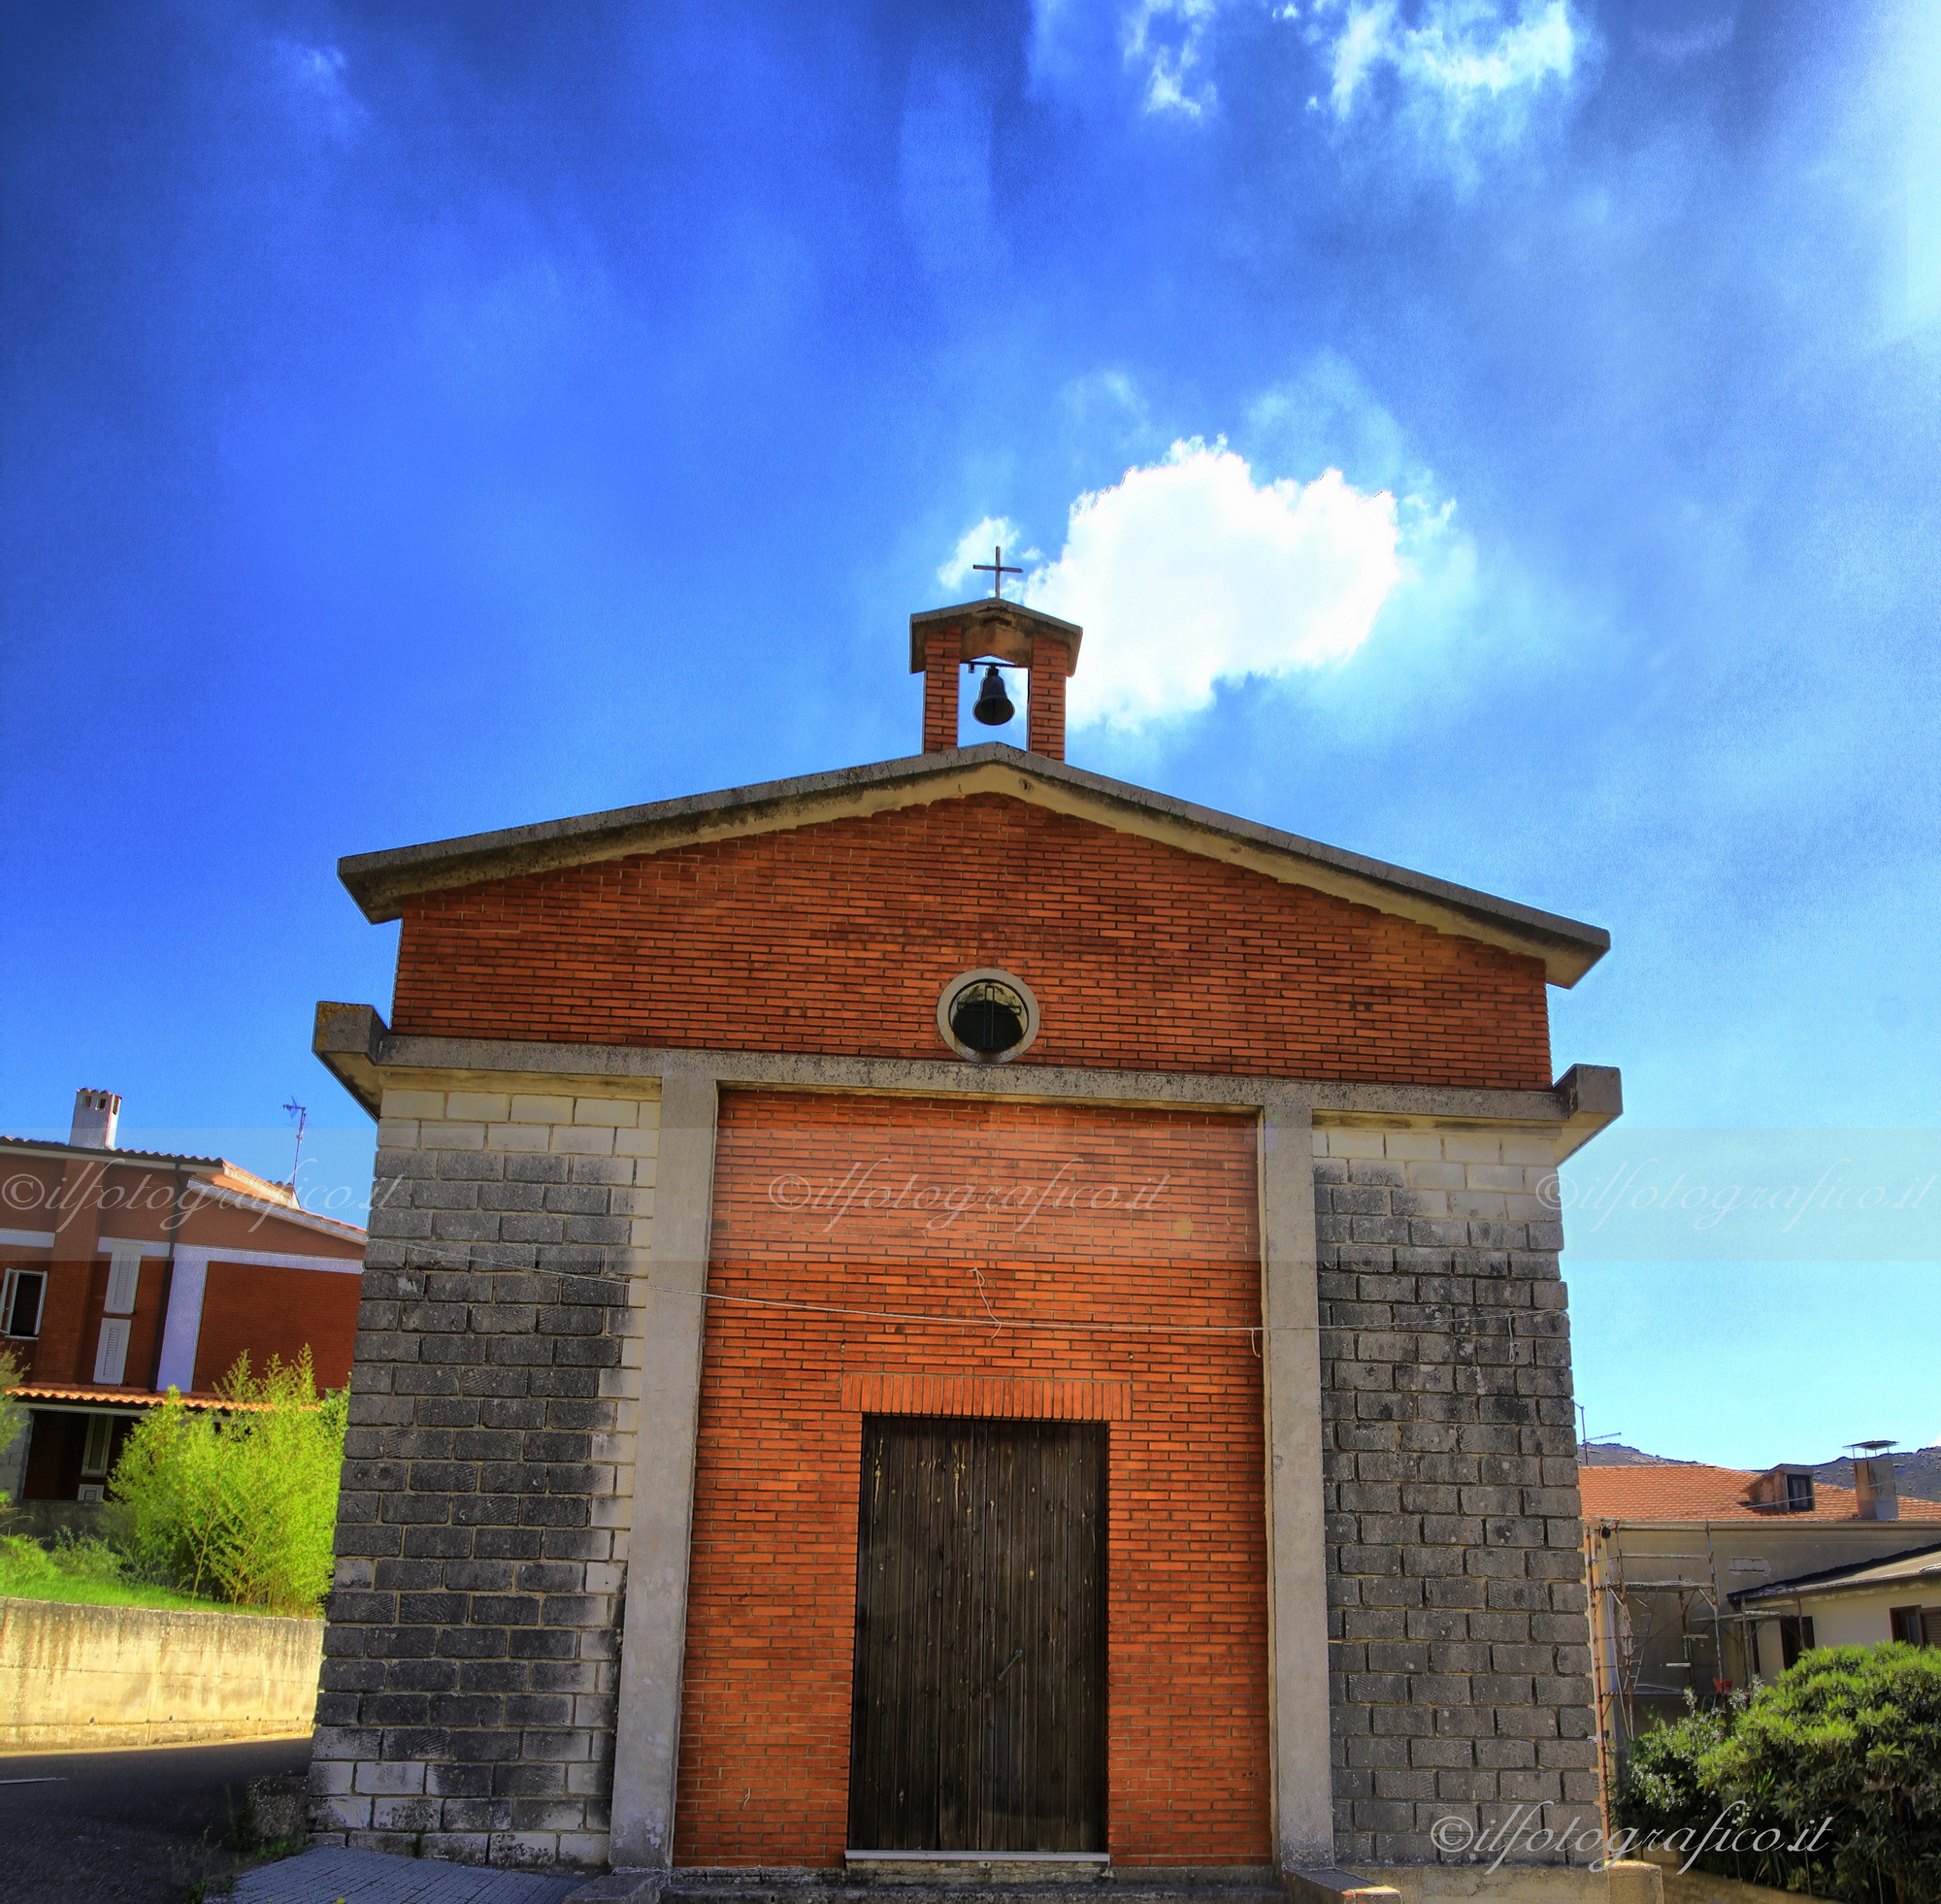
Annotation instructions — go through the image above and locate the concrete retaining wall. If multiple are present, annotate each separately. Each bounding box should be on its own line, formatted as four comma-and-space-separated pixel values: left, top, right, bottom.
0, 1595, 322, 1751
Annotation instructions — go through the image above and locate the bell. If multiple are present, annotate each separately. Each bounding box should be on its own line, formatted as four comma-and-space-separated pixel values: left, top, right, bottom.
971, 663, 1015, 726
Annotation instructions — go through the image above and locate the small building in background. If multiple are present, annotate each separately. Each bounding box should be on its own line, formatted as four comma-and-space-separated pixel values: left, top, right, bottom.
0, 1088, 366, 1511
1729, 1537, 1941, 1651
1580, 1452, 1941, 1793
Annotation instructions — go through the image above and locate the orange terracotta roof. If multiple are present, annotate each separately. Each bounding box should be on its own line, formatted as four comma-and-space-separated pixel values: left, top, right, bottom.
0, 1133, 222, 1167
16, 1383, 264, 1411
1580, 1462, 1941, 1525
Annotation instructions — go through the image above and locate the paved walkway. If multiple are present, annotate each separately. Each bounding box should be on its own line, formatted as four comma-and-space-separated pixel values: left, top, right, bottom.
234, 1846, 584, 1904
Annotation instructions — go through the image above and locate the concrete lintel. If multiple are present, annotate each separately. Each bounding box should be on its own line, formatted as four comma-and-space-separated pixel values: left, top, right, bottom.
910, 597, 1085, 673
608, 1069, 718, 1871
1260, 1100, 1334, 1872
1552, 1064, 1624, 1163
311, 1008, 1614, 1138
313, 1002, 385, 1119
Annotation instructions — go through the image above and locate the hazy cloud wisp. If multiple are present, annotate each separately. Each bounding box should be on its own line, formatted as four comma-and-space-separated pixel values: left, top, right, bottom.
1124, 0, 1221, 116
1308, 0, 1586, 161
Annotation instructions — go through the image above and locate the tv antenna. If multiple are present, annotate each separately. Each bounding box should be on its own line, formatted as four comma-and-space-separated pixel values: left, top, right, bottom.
1577, 1403, 1623, 1461
283, 1098, 309, 1189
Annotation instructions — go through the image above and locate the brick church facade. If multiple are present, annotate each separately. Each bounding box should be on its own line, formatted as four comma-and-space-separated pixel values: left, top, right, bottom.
310, 596, 1620, 1878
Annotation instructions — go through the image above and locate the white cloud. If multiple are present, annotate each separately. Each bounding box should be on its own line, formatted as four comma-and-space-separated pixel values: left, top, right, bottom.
1010, 441, 1407, 729
1307, 0, 1587, 164
1123, 0, 1220, 116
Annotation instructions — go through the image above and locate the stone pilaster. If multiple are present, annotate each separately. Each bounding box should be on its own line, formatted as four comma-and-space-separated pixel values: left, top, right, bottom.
309, 1084, 658, 1873
1314, 1125, 1599, 1866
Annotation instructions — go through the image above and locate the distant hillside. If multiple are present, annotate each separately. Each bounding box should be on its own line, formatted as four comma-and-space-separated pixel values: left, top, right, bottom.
1579, 1443, 1695, 1466
1580, 1441, 1941, 1503
1809, 1445, 1941, 1504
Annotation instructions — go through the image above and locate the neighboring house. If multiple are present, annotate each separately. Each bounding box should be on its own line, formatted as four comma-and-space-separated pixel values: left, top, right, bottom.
0, 1088, 366, 1504
307, 590, 1628, 1875
1579, 1454, 1941, 1790
1728, 1538, 1941, 1648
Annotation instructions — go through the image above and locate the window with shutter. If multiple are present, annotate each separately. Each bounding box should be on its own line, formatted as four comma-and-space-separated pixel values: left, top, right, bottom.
93, 1318, 132, 1386
104, 1250, 142, 1316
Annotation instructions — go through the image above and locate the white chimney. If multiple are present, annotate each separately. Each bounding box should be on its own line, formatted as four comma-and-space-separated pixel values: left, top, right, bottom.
1853, 1441, 1899, 1521
69, 1089, 120, 1150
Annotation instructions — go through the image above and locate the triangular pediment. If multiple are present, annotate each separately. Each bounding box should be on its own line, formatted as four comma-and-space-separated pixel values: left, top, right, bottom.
338, 743, 1607, 985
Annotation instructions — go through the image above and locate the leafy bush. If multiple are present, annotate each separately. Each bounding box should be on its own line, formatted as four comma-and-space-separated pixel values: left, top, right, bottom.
45, 1529, 128, 1580
0, 1530, 132, 1590
0, 1348, 25, 1500
109, 1351, 346, 1616
1614, 1646, 1941, 1904
1709, 1644, 1941, 1904
0, 1531, 229, 1611
1614, 1689, 1737, 1841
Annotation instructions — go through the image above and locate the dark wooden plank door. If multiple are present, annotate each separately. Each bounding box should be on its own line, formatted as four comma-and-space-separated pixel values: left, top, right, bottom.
848, 1415, 1107, 1854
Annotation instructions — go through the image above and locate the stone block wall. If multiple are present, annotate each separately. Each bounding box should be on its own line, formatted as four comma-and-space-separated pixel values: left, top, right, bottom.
1314, 1125, 1600, 1866
309, 1083, 658, 1872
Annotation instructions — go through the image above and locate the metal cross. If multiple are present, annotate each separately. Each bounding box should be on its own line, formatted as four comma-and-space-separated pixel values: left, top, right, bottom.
971, 544, 1023, 599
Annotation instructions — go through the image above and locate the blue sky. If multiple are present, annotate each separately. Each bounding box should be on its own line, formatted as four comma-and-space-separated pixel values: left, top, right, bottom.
3, 0, 1936, 1467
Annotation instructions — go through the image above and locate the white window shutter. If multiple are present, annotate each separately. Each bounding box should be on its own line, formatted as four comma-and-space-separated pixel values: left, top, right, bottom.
104, 1249, 142, 1316
93, 1318, 132, 1386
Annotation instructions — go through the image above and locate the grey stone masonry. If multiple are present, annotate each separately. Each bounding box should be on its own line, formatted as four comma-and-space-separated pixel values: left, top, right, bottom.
310, 1087, 657, 1875
1314, 1127, 1600, 1868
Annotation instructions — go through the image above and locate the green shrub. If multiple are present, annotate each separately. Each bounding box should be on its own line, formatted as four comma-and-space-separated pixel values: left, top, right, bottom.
0, 1530, 130, 1590
109, 1351, 346, 1616
0, 1529, 132, 1592
0, 1534, 63, 1592
1706, 1643, 1941, 1904
1613, 1690, 1737, 1841
0, 1348, 25, 1501
1614, 1646, 1941, 1904
0, 1532, 230, 1612
46, 1530, 127, 1580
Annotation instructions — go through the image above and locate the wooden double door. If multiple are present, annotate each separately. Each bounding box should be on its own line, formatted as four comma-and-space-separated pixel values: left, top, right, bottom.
847, 1416, 1108, 1854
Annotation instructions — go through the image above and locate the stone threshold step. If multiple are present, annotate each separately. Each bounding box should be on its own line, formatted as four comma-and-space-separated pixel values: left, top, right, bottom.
569, 1868, 1389, 1904
654, 1886, 1284, 1904
663, 1891, 1283, 1900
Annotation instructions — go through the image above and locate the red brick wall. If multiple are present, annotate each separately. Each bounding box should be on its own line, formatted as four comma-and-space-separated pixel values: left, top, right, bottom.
191, 1264, 360, 1393
390, 796, 1552, 1089
922, 632, 962, 752
21, 1260, 90, 1385
675, 1091, 1271, 1868
1028, 634, 1068, 761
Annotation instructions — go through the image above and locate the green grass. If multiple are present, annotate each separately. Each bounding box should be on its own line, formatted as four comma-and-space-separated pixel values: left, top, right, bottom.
0, 1533, 236, 1614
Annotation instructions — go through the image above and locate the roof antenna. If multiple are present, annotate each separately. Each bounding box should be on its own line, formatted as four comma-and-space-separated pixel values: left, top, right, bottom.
283, 1098, 308, 1191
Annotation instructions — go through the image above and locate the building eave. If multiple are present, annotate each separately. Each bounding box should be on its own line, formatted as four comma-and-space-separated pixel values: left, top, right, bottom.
1586, 1515, 1941, 1534
1727, 1538, 1941, 1606
182, 1178, 368, 1248
336, 743, 1612, 986
0, 1134, 225, 1170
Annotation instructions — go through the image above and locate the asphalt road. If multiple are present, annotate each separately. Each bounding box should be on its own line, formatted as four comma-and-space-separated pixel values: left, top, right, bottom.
0, 1735, 312, 1904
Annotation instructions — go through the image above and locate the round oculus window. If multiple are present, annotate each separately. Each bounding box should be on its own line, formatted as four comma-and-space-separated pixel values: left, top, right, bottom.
937, 968, 1041, 1065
